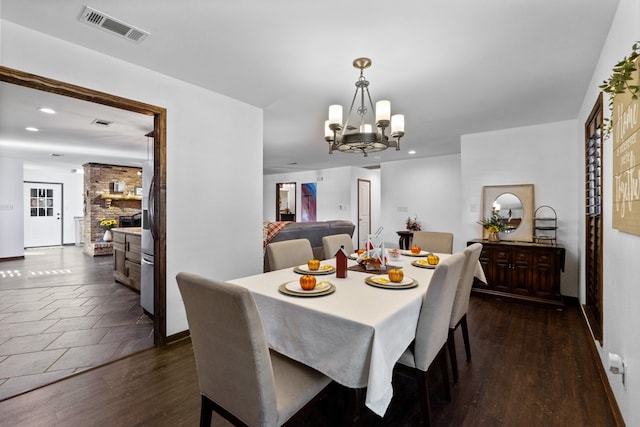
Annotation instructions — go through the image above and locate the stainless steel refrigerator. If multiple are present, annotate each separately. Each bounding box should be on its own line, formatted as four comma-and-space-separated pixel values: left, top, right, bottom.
141, 160, 154, 316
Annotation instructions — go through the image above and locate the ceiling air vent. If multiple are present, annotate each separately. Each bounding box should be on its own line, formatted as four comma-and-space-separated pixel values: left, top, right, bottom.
79, 6, 149, 44
91, 118, 113, 127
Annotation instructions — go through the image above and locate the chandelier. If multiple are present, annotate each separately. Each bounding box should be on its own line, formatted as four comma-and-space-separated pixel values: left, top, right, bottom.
324, 57, 405, 157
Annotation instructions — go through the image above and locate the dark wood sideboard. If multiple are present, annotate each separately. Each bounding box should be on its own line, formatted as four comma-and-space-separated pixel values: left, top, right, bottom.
467, 239, 565, 308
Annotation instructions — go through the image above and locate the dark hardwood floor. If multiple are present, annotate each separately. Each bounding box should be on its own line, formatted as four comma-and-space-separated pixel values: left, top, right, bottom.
0, 295, 617, 426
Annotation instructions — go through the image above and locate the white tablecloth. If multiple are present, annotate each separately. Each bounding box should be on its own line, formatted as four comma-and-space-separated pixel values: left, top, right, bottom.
228, 254, 485, 417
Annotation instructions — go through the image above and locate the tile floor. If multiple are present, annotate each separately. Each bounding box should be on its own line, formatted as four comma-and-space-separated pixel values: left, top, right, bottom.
0, 246, 153, 401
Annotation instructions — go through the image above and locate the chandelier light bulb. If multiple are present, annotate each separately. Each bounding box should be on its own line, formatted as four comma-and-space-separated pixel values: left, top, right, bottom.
324, 120, 333, 139
328, 105, 343, 126
391, 114, 405, 135
376, 100, 391, 123
360, 124, 373, 133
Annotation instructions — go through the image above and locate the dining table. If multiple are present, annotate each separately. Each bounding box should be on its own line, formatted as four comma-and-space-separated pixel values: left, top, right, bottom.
228, 250, 486, 418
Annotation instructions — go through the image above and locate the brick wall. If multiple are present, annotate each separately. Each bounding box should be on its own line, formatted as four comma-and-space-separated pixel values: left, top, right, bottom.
82, 163, 142, 256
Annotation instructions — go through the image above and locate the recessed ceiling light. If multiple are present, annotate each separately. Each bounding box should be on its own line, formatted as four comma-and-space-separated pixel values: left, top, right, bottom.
38, 107, 56, 114
25, 127, 39, 132
408, 150, 416, 155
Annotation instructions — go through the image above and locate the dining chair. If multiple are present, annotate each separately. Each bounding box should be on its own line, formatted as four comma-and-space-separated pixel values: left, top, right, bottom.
266, 238, 314, 271
448, 243, 483, 383
322, 233, 355, 259
176, 272, 333, 427
396, 251, 465, 426
411, 231, 454, 254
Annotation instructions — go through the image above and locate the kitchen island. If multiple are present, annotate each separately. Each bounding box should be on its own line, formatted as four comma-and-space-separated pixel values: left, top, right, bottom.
112, 228, 141, 291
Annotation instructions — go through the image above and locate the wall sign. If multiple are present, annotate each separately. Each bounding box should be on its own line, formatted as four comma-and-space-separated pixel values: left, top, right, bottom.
612, 57, 640, 235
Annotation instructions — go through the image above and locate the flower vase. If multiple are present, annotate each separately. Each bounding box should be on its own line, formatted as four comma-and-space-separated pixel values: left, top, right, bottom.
488, 231, 500, 242
103, 229, 113, 242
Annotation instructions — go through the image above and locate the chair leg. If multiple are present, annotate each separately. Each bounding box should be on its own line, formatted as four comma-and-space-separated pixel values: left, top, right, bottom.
461, 314, 472, 361
437, 346, 452, 402
200, 395, 213, 427
416, 370, 432, 427
447, 328, 459, 384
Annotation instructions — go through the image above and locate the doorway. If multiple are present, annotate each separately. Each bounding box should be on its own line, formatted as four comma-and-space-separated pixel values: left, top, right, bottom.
357, 179, 371, 249
0, 65, 167, 347
23, 182, 63, 247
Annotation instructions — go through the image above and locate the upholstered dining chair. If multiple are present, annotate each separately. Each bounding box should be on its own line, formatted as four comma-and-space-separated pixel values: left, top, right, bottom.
176, 272, 333, 427
396, 252, 466, 426
322, 233, 355, 259
447, 243, 483, 383
266, 238, 314, 271
411, 231, 454, 254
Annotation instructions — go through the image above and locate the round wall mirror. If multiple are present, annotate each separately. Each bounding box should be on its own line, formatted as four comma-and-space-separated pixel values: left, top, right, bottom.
493, 192, 523, 233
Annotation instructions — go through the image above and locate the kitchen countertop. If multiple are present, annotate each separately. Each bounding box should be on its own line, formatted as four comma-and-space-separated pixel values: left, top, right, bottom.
111, 227, 141, 235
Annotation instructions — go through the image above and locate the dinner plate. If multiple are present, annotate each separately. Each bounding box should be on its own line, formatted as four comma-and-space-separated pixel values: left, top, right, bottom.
412, 259, 438, 269
293, 264, 336, 275
400, 250, 429, 257
348, 253, 361, 260
278, 280, 336, 297
364, 275, 418, 289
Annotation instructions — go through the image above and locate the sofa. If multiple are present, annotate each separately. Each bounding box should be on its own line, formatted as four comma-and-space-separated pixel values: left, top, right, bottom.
263, 220, 356, 271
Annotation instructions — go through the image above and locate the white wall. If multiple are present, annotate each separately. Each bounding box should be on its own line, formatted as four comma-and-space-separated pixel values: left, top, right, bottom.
380, 154, 463, 251
1, 20, 263, 336
576, 0, 640, 422
460, 121, 579, 297
0, 157, 24, 258
23, 166, 84, 245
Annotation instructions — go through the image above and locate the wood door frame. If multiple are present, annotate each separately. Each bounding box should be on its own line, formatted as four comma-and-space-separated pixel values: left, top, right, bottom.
0, 66, 168, 347
357, 179, 371, 249
583, 93, 604, 345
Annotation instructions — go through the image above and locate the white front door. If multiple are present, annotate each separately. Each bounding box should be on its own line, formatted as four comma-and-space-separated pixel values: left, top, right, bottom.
357, 179, 371, 250
24, 182, 63, 247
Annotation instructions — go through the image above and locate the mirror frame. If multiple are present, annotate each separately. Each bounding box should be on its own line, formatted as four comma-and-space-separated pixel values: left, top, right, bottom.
482, 184, 534, 242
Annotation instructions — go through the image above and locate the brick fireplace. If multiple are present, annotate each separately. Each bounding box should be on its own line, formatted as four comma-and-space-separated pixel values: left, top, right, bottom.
83, 163, 142, 256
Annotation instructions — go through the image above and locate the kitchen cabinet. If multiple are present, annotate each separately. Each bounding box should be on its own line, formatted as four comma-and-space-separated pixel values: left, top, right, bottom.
113, 228, 141, 291
468, 239, 565, 308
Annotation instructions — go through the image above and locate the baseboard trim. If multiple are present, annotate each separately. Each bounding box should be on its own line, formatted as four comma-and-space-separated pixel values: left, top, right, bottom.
166, 329, 190, 344
579, 305, 626, 426
0, 255, 25, 262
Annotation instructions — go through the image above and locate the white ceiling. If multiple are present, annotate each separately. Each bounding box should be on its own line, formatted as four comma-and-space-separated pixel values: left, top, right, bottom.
0, 0, 619, 174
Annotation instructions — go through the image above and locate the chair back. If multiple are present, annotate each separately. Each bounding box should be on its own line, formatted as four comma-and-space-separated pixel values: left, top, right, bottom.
413, 252, 465, 371
449, 243, 483, 328
266, 238, 314, 270
176, 272, 279, 426
411, 231, 454, 254
322, 233, 355, 259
